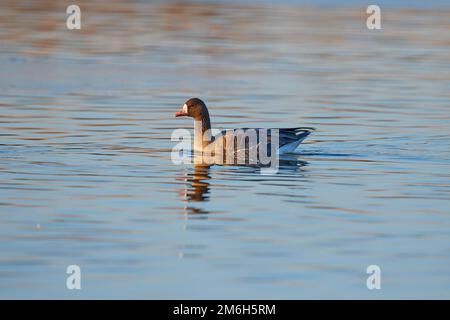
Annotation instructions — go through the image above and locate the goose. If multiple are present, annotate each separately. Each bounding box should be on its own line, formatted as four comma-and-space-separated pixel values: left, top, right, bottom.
175, 98, 313, 164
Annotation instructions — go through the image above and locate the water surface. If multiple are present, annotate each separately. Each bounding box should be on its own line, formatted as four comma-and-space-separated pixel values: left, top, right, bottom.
1, 0, 450, 299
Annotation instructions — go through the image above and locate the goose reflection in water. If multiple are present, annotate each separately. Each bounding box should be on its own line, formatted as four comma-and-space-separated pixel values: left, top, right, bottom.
184, 165, 211, 202
177, 155, 308, 215
177, 165, 211, 215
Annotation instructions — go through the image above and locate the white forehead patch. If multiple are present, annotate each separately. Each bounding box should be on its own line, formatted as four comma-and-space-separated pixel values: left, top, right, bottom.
182, 104, 188, 113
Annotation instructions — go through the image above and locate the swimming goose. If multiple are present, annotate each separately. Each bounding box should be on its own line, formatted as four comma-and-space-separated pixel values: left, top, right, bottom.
175, 98, 313, 164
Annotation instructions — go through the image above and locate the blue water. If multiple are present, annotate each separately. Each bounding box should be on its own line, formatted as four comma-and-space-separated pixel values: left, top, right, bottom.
0, 0, 449, 299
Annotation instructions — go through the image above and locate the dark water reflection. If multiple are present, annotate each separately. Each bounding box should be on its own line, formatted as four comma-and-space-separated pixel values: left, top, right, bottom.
179, 158, 308, 215
180, 165, 211, 203
1, 0, 450, 298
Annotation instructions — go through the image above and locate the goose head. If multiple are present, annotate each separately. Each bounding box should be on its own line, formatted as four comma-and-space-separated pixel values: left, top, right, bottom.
175, 97, 209, 120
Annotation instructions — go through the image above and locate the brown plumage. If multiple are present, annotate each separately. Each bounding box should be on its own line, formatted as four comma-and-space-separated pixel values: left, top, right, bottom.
175, 98, 313, 164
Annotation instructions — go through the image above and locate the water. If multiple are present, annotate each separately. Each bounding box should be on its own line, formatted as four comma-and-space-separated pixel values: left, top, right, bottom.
1, 1, 450, 299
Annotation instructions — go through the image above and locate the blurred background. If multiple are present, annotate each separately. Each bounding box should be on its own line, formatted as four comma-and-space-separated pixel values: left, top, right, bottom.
0, 0, 450, 299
